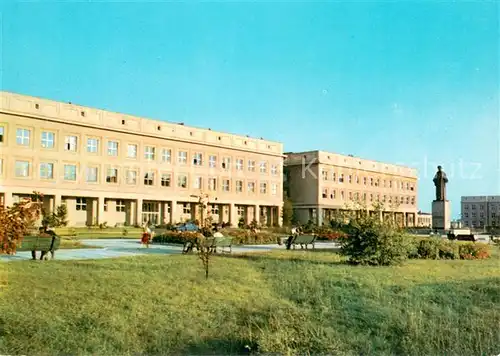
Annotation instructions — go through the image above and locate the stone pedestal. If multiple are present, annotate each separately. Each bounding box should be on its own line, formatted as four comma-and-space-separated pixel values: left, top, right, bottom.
432, 200, 451, 231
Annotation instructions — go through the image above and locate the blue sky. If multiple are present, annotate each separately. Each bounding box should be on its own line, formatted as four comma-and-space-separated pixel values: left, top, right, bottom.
1, 1, 498, 218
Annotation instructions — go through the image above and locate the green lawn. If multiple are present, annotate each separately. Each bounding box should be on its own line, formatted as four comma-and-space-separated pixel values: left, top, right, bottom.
1, 249, 499, 355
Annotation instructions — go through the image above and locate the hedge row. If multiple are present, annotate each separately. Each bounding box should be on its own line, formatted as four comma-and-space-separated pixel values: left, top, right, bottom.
411, 238, 491, 260
152, 230, 492, 260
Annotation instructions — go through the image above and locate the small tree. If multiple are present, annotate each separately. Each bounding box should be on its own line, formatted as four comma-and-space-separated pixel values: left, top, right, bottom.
338, 200, 413, 266
54, 204, 68, 227
0, 192, 43, 254
282, 197, 294, 227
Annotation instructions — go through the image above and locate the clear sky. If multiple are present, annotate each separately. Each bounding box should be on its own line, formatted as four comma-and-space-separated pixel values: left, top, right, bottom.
1, 1, 498, 218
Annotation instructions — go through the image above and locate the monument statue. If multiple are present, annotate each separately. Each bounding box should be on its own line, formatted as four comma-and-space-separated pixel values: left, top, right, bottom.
433, 165, 448, 201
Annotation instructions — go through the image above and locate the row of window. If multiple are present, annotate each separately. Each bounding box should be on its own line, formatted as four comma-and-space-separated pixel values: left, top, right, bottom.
10, 160, 279, 195
321, 170, 415, 191
463, 204, 500, 211
463, 212, 497, 218
2, 127, 280, 174
73, 198, 257, 217
321, 187, 415, 205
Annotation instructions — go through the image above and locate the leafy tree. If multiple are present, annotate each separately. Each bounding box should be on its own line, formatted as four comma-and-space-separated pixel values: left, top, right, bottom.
338, 200, 413, 266
0, 192, 43, 254
282, 197, 294, 227
55, 204, 68, 227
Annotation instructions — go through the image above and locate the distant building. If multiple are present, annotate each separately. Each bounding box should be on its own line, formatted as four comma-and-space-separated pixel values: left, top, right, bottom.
284, 150, 418, 226
461, 196, 500, 229
416, 211, 432, 228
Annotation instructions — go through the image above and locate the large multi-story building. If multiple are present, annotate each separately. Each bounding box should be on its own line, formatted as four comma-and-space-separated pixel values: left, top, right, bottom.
284, 150, 418, 226
461, 195, 500, 228
0, 91, 284, 227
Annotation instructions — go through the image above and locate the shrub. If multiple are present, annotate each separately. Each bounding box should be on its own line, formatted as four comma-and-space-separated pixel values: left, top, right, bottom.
220, 228, 277, 245
0, 192, 43, 254
152, 231, 199, 244
438, 240, 460, 259
238, 217, 245, 228
459, 243, 491, 260
339, 216, 413, 266
417, 238, 441, 259
314, 226, 347, 241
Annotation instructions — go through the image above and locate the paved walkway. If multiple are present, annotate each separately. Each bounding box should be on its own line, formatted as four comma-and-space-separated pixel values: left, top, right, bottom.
0, 239, 340, 262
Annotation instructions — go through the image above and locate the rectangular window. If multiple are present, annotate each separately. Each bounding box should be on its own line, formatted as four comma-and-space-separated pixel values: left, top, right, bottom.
370, 177, 374, 186
127, 144, 137, 158
322, 188, 328, 198
349, 192, 353, 200
0, 158, 3, 176
236, 159, 243, 170
41, 131, 55, 148
39, 162, 54, 179
332, 172, 336, 181
209, 155, 217, 168
237, 206, 245, 216
248, 160, 255, 172
16, 128, 30, 146
177, 174, 187, 188
222, 179, 230, 192
182, 203, 191, 214
76, 198, 87, 211
193, 176, 202, 189
222, 157, 231, 170
210, 204, 219, 215
0, 126, 4, 143
363, 177, 367, 185
144, 146, 155, 161
389, 180, 393, 188
15, 161, 30, 177
106, 168, 118, 183
348, 175, 352, 183
65, 136, 78, 151
259, 161, 267, 174
192, 152, 203, 166
178, 151, 187, 164
271, 183, 278, 195
208, 178, 217, 191
116, 199, 126, 212
87, 138, 99, 153
144, 172, 155, 186
339, 174, 344, 183
161, 173, 172, 187
162, 149, 171, 163
322, 170, 328, 181
236, 180, 243, 193
86, 167, 98, 182
64, 164, 77, 181
126, 170, 137, 184
108, 141, 119, 156
271, 165, 278, 175
248, 182, 255, 193
341, 191, 345, 200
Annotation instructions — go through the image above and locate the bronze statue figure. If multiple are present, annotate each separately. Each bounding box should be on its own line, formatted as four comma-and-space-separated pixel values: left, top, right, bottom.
433, 165, 448, 201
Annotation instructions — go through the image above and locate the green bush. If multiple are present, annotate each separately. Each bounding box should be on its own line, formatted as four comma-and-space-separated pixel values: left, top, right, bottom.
220, 228, 277, 245
152, 231, 200, 244
416, 238, 441, 259
339, 217, 413, 266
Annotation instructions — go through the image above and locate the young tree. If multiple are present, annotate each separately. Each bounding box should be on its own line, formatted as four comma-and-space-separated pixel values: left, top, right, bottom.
282, 197, 294, 227
0, 192, 44, 254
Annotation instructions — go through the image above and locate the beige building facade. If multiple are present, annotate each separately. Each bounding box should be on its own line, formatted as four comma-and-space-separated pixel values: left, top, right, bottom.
0, 91, 284, 227
461, 195, 500, 228
284, 151, 418, 226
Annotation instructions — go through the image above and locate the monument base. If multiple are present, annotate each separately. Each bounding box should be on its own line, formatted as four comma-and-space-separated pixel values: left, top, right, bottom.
432, 200, 451, 231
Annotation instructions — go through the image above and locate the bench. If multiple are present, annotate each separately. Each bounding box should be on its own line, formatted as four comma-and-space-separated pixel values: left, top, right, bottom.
183, 236, 233, 254
16, 234, 61, 260
286, 234, 316, 250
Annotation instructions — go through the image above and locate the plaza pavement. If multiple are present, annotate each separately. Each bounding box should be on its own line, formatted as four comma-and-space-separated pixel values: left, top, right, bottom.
0, 239, 340, 262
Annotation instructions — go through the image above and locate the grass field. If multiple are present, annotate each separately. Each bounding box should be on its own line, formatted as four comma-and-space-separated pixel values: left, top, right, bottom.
1, 249, 499, 355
